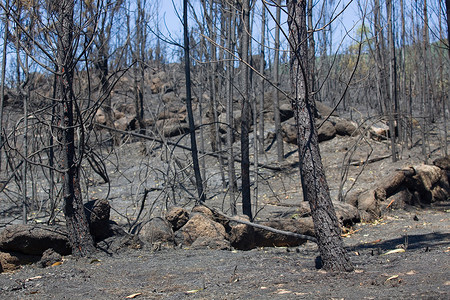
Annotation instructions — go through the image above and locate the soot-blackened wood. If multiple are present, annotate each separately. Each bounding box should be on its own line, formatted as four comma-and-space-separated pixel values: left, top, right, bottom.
240, 0, 252, 219
56, 0, 95, 257
183, 0, 206, 203
287, 0, 353, 272
447, 0, 450, 58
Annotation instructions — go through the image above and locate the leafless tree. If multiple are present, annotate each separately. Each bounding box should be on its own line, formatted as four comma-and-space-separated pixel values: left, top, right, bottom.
287, 0, 353, 272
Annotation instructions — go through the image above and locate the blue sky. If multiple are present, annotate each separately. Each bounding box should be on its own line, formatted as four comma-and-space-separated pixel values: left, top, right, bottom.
158, 0, 365, 57
158, 0, 445, 55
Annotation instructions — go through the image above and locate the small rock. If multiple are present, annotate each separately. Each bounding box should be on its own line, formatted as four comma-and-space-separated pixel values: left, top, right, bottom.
229, 215, 255, 250
433, 155, 450, 171
138, 217, 174, 246
335, 119, 358, 136
279, 103, 294, 122
155, 118, 189, 137
84, 199, 111, 242
0, 224, 71, 255
191, 205, 214, 218
191, 237, 230, 250
254, 218, 314, 247
281, 119, 297, 144
174, 214, 228, 247
315, 101, 338, 118
39, 248, 62, 268
166, 207, 190, 231
0, 251, 40, 272
317, 120, 336, 142
357, 190, 381, 221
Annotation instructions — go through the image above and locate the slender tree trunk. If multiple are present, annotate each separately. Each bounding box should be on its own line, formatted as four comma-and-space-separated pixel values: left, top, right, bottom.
56, 0, 95, 257
400, 0, 407, 153
240, 0, 252, 219
273, 0, 284, 162
446, 0, 450, 59
22, 67, 29, 225
436, 1, 447, 156
422, 0, 429, 159
202, 0, 226, 188
373, 0, 388, 115
226, 5, 238, 215
94, 4, 117, 144
184, 0, 206, 203
386, 0, 398, 162
94, 1, 115, 133
0, 0, 9, 171
444, 0, 449, 155
48, 71, 57, 224
259, 5, 266, 155
287, 0, 353, 272
134, 0, 146, 134
307, 0, 317, 116
14, 9, 28, 224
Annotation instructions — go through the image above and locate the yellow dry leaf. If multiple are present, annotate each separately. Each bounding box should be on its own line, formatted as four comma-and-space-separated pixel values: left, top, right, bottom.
385, 275, 399, 282
381, 249, 405, 256
277, 289, 292, 294
51, 261, 62, 267
90, 259, 101, 264
125, 293, 142, 298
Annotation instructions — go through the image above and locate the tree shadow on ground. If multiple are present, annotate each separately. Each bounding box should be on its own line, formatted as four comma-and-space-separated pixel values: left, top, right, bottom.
350, 232, 450, 252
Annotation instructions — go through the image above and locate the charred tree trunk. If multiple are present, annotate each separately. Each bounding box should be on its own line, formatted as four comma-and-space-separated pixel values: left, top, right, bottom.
386, 0, 398, 162
273, 0, 284, 162
444, 0, 449, 155
56, 0, 95, 257
287, 0, 353, 272
134, 0, 146, 134
226, 4, 238, 215
240, 0, 252, 219
373, 0, 388, 115
307, 0, 317, 117
259, 5, 266, 155
447, 0, 450, 58
0, 0, 8, 171
184, 0, 206, 203
421, 0, 429, 159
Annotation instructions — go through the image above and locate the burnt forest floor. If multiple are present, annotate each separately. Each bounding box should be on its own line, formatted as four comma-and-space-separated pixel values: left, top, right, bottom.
0, 206, 448, 299
0, 116, 449, 299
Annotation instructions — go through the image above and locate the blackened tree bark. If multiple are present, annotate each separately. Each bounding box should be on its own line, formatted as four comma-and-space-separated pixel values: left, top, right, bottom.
446, 0, 450, 58
90, 0, 121, 143
183, 0, 205, 203
273, 0, 284, 162
307, 0, 317, 117
56, 0, 95, 257
0, 0, 8, 171
134, 0, 146, 134
444, 0, 449, 155
287, 0, 353, 272
421, 0, 430, 158
373, 0, 388, 115
258, 4, 266, 155
226, 4, 238, 215
386, 0, 398, 162
240, 0, 252, 219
